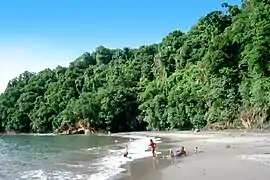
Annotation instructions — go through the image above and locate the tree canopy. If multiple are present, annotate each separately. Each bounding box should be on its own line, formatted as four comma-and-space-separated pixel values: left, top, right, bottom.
1, 0, 270, 133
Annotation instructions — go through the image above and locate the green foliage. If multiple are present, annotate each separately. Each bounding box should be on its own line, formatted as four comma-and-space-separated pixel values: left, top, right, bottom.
1, 0, 270, 133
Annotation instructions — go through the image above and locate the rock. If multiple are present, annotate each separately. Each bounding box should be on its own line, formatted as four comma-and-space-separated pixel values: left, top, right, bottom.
84, 129, 90, 135
61, 129, 72, 135
77, 128, 85, 134
72, 130, 78, 134
57, 120, 96, 135
75, 120, 87, 130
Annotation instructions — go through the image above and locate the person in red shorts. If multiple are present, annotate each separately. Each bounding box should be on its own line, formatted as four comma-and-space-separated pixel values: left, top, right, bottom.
149, 139, 156, 157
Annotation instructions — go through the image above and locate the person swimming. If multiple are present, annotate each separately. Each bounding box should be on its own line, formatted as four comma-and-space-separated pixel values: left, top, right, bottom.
169, 146, 186, 157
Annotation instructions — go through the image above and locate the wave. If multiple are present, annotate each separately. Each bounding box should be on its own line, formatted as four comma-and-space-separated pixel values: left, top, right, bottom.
18, 135, 163, 180
88, 135, 163, 180
20, 169, 91, 180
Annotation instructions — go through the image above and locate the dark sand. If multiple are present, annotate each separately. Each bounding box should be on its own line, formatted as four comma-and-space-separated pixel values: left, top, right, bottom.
114, 131, 270, 180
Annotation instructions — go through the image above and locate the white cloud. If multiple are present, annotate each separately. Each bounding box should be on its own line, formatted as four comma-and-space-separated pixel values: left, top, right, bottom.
0, 42, 80, 93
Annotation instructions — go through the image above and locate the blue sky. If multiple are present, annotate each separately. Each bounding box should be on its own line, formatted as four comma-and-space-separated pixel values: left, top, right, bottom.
0, 0, 241, 92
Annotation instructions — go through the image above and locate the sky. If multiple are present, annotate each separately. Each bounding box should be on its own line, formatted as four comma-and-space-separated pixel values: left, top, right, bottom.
0, 0, 241, 93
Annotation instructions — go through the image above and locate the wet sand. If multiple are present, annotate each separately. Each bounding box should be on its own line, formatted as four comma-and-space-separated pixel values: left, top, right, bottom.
115, 137, 175, 180
115, 131, 270, 180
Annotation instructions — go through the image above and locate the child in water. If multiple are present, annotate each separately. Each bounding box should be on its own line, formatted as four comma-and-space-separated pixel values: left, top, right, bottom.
124, 145, 129, 157
149, 139, 156, 157
169, 146, 186, 157
194, 146, 198, 154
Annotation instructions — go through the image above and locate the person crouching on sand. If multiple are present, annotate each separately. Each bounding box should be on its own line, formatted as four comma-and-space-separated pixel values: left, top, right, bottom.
149, 139, 156, 157
169, 146, 186, 157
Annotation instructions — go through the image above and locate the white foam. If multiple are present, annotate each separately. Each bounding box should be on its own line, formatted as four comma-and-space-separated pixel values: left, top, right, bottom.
56, 162, 84, 168
87, 147, 98, 151
29, 133, 57, 136
20, 136, 163, 180
238, 154, 270, 165
121, 136, 162, 159
20, 170, 47, 180
88, 136, 162, 180
20, 170, 90, 180
203, 137, 267, 144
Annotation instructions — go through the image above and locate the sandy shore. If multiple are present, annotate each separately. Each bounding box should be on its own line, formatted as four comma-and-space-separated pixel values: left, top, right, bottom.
115, 131, 270, 180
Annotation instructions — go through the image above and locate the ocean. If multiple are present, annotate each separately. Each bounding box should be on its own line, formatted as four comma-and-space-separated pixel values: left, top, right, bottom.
0, 134, 162, 180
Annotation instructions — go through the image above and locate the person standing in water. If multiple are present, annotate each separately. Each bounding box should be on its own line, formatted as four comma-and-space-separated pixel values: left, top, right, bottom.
149, 139, 156, 157
124, 145, 129, 157
194, 146, 198, 154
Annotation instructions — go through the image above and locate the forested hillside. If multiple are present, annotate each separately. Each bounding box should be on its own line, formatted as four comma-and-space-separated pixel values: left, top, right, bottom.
1, 0, 270, 133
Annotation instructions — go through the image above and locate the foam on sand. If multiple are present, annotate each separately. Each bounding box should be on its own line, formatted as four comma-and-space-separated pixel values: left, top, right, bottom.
202, 136, 268, 144
238, 154, 270, 165
88, 135, 162, 180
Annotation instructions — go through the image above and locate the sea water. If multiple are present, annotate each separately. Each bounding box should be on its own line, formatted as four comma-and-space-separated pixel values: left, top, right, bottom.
0, 134, 162, 180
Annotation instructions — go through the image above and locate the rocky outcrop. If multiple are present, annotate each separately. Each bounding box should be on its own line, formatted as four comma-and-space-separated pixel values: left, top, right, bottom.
54, 119, 111, 135
56, 120, 95, 135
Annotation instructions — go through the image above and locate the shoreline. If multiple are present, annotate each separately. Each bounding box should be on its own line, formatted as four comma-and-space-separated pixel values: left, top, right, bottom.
2, 130, 270, 180
114, 131, 270, 180
0, 132, 108, 136
1, 128, 270, 137
115, 136, 175, 180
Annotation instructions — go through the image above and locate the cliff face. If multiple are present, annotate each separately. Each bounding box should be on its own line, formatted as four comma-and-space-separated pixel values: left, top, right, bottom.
56, 120, 92, 135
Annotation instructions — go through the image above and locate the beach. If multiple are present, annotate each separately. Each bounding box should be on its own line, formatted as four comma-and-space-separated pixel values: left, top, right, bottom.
114, 131, 270, 180
1, 131, 270, 180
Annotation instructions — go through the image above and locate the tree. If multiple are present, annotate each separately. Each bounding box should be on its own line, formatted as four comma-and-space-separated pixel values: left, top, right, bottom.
0, 1, 269, 133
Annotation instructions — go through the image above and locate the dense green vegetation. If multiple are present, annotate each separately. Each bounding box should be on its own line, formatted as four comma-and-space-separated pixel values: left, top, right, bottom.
1, 0, 270, 133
